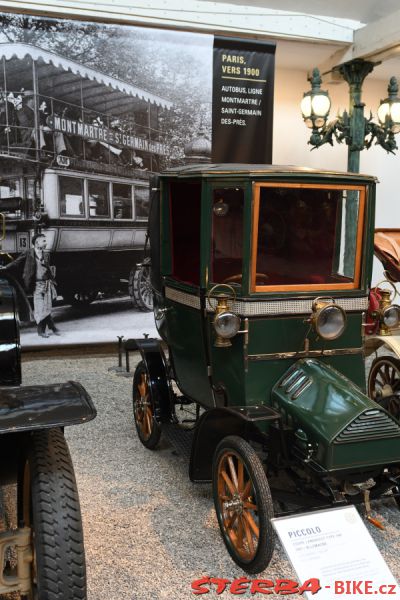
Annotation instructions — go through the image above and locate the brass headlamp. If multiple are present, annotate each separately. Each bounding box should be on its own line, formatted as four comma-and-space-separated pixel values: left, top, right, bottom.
207, 284, 241, 348
310, 297, 347, 341
372, 280, 400, 336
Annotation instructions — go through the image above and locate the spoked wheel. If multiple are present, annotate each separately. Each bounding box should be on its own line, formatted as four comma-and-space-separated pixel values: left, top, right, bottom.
132, 361, 161, 449
212, 435, 274, 574
19, 428, 86, 600
368, 356, 400, 420
129, 258, 153, 312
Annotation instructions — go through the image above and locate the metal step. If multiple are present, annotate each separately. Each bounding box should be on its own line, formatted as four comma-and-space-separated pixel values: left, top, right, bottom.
162, 422, 195, 460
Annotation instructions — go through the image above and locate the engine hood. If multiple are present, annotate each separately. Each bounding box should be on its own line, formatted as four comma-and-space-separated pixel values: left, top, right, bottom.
271, 358, 400, 472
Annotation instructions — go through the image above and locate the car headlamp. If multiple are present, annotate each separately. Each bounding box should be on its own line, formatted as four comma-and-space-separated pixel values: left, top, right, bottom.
214, 311, 241, 340
382, 304, 400, 329
372, 281, 400, 335
207, 284, 242, 348
312, 299, 347, 341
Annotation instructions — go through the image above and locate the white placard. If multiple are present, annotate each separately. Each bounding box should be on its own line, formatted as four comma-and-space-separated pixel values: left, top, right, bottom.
272, 506, 399, 599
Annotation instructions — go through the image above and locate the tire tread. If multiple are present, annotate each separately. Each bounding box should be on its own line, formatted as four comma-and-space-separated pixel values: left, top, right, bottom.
28, 428, 86, 600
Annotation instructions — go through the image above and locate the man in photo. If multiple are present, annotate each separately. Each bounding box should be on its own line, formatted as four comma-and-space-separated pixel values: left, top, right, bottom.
3, 233, 60, 338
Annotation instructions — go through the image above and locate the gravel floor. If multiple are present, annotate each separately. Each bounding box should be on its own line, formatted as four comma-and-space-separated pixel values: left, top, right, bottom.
1, 351, 399, 599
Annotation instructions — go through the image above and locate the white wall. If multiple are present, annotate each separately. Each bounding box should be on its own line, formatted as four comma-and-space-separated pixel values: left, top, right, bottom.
272, 66, 400, 286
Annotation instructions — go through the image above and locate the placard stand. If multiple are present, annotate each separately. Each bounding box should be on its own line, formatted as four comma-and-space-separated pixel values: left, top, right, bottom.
273, 506, 399, 599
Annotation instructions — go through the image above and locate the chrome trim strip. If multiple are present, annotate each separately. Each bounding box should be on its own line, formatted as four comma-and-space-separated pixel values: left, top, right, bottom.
292, 379, 313, 400
226, 297, 369, 316
165, 287, 368, 316
286, 374, 307, 394
248, 347, 363, 361
165, 287, 201, 309
279, 367, 300, 388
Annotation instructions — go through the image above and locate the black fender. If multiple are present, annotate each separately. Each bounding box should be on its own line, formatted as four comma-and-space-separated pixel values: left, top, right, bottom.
189, 405, 281, 482
0, 381, 96, 434
0, 278, 21, 385
0, 272, 33, 323
135, 337, 172, 422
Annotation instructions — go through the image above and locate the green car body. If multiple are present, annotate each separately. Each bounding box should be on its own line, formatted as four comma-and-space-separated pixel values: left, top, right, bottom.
149, 164, 400, 477
132, 163, 400, 572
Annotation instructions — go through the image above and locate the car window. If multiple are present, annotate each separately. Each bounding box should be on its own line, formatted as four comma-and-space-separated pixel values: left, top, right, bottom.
211, 187, 244, 284
59, 176, 84, 217
253, 184, 364, 291
169, 180, 201, 286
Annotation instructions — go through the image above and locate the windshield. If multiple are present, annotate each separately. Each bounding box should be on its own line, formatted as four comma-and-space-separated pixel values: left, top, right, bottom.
252, 183, 366, 292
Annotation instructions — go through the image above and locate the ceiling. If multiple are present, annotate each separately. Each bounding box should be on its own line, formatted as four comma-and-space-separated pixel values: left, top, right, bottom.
274, 39, 400, 82
213, 0, 400, 82
212, 0, 400, 26
1, 0, 399, 80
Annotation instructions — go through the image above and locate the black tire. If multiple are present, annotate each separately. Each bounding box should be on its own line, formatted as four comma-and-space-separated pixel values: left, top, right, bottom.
129, 258, 153, 312
368, 355, 400, 419
212, 435, 274, 574
19, 428, 86, 600
132, 361, 161, 449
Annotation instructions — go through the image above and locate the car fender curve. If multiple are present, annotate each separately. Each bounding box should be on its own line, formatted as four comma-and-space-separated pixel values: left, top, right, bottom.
189, 406, 280, 482
135, 338, 172, 422
0, 381, 96, 434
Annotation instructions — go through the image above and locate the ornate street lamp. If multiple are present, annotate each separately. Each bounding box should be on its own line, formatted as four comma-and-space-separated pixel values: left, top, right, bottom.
301, 60, 400, 173
377, 77, 400, 135
300, 68, 331, 143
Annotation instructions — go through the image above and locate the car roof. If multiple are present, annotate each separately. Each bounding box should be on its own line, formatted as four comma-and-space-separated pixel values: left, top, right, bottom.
162, 163, 377, 182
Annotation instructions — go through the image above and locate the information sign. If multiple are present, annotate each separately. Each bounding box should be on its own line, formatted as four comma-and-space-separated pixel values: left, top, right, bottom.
273, 506, 400, 599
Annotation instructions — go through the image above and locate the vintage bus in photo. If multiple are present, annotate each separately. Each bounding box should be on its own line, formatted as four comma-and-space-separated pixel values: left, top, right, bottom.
0, 42, 173, 310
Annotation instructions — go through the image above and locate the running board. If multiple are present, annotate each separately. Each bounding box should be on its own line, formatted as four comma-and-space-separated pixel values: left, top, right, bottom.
163, 423, 194, 461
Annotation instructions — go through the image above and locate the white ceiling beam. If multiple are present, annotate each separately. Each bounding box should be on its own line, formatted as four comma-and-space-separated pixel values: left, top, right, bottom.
0, 0, 356, 43
313, 47, 353, 81
351, 9, 400, 61
311, 10, 400, 84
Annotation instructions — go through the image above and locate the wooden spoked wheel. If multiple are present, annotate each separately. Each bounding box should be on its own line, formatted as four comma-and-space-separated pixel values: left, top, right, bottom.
129, 258, 153, 312
212, 435, 274, 573
133, 361, 161, 449
368, 356, 400, 420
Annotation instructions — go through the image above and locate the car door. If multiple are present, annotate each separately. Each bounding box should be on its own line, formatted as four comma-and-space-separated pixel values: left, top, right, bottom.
160, 178, 214, 407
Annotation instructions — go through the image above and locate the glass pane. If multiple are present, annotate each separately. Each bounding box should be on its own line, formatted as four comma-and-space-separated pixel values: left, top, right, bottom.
170, 181, 201, 286
88, 180, 110, 217
0, 178, 21, 198
211, 188, 244, 283
135, 186, 149, 220
335, 191, 360, 279
255, 186, 361, 287
0, 178, 22, 217
113, 183, 132, 219
25, 178, 36, 200
59, 176, 84, 216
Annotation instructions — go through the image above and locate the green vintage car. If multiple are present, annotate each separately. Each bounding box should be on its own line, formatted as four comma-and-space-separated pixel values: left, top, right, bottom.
132, 164, 400, 573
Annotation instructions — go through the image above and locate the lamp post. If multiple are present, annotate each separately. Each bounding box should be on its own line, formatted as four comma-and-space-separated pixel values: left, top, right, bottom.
301, 59, 400, 173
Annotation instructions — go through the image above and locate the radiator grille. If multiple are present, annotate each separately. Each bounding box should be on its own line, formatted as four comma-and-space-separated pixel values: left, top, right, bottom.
334, 409, 400, 444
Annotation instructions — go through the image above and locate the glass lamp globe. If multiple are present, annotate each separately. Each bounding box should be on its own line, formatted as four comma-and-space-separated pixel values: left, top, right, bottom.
390, 100, 400, 133
311, 93, 331, 117
301, 92, 330, 129
378, 101, 390, 125
301, 95, 312, 119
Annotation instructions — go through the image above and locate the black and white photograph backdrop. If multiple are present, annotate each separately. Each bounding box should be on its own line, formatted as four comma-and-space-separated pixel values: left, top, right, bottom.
0, 13, 275, 348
